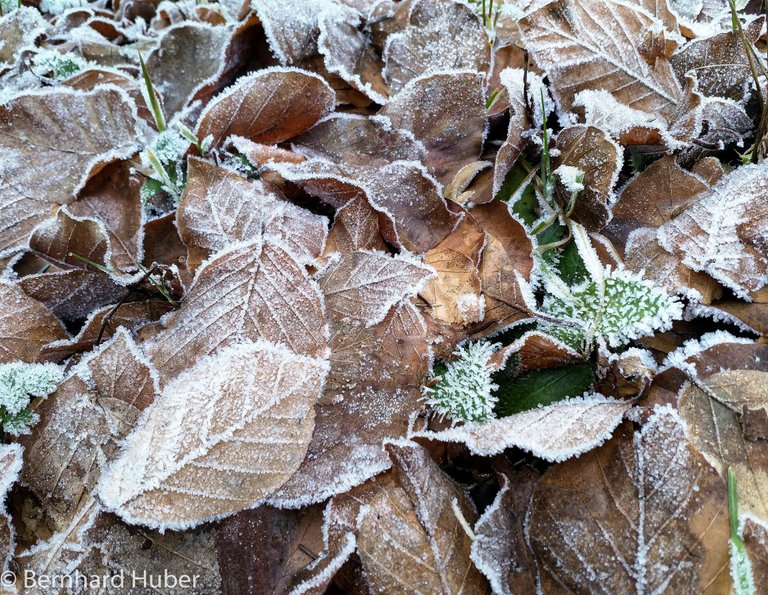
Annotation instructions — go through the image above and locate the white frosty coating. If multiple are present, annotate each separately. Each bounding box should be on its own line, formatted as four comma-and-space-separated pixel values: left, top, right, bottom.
490, 329, 580, 372
0, 443, 23, 498
661, 330, 754, 374
194, 65, 336, 138
573, 89, 681, 147
423, 341, 500, 423
289, 533, 357, 595
0, 7, 48, 69
685, 303, 761, 336
411, 394, 632, 461
0, 361, 62, 435
97, 339, 329, 531
456, 292, 485, 324
39, 0, 87, 15
657, 162, 768, 299
554, 164, 585, 194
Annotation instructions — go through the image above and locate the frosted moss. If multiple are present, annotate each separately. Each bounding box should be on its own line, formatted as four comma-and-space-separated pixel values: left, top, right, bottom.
0, 362, 62, 436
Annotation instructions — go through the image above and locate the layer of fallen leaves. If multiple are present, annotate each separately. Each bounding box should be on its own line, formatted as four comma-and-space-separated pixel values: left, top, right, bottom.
0, 0, 767, 593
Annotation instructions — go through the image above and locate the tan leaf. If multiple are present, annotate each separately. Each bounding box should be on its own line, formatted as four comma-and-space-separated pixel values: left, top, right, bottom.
528, 407, 730, 593
177, 158, 328, 272
379, 70, 486, 184
323, 195, 388, 255
470, 201, 534, 336
196, 67, 336, 148
319, 249, 434, 327
383, 0, 490, 94
0, 443, 22, 575
97, 340, 327, 530
68, 160, 145, 273
141, 210, 193, 289
318, 4, 389, 104
29, 206, 111, 272
0, 281, 67, 364
20, 329, 156, 529
520, 0, 683, 119
488, 330, 582, 373
18, 502, 221, 592
412, 395, 631, 460
0, 7, 47, 73
657, 162, 768, 298
0, 87, 140, 254
250, 0, 331, 65
679, 371, 768, 522
470, 470, 538, 595
743, 516, 768, 587
553, 125, 622, 232
146, 240, 327, 381
270, 301, 430, 507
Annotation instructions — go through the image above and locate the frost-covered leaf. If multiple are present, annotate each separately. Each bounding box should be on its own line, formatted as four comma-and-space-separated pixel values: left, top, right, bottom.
519, 0, 683, 119
553, 125, 622, 232
323, 194, 388, 255
144, 22, 231, 118
20, 329, 156, 528
177, 158, 328, 272
657, 162, 768, 298
470, 471, 538, 595
495, 364, 594, 416
383, 0, 490, 93
0, 87, 140, 254
420, 214, 485, 325
528, 406, 730, 593
412, 394, 631, 460
471, 201, 534, 335
146, 239, 327, 381
0, 7, 47, 73
196, 67, 336, 148
98, 340, 328, 530
488, 330, 582, 373
319, 249, 434, 327
0, 443, 22, 576
0, 281, 67, 364
317, 4, 389, 104
679, 371, 768, 523
379, 69, 486, 184
270, 301, 430, 507
18, 503, 222, 593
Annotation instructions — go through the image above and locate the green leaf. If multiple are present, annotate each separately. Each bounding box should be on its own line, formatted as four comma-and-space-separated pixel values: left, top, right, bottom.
494, 364, 593, 417
555, 240, 588, 285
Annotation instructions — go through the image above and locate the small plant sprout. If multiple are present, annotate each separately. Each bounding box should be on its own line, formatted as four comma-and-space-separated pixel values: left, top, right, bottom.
538, 223, 682, 350
728, 468, 755, 595
31, 49, 91, 80
423, 341, 499, 423
0, 362, 62, 438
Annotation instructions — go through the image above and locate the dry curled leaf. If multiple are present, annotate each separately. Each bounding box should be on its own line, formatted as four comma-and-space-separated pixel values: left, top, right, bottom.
98, 340, 328, 530
0, 281, 68, 364
0, 444, 22, 575
528, 406, 730, 593
196, 67, 336, 148
177, 158, 328, 272
0, 87, 140, 254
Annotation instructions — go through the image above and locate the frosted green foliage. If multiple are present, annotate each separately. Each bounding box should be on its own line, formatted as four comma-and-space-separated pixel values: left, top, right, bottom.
730, 538, 755, 595
140, 129, 190, 204
423, 341, 499, 424
39, 0, 87, 14
0, 0, 19, 15
32, 49, 91, 80
143, 129, 189, 166
541, 268, 682, 349
0, 362, 62, 436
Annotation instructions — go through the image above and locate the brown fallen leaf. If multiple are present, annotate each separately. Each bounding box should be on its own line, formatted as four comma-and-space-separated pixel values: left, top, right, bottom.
528, 407, 730, 593
379, 70, 486, 184
269, 301, 430, 507
146, 240, 327, 381
322, 195, 388, 255
249, 0, 332, 65
743, 516, 768, 587
0, 87, 140, 254
98, 340, 328, 530
0, 444, 23, 576
0, 281, 68, 364
383, 0, 490, 94
488, 330, 582, 373
679, 370, 768, 523
20, 329, 156, 529
177, 158, 328, 272
657, 162, 768, 298
412, 394, 632, 460
196, 67, 336, 148
470, 470, 538, 595
520, 0, 683, 119
0, 7, 47, 74
553, 125, 622, 232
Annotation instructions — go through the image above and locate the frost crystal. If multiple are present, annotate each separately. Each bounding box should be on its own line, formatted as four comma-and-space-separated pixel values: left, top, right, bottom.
424, 341, 499, 423
38, 0, 88, 14
554, 164, 585, 194
542, 268, 682, 348
0, 362, 62, 436
143, 129, 189, 166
